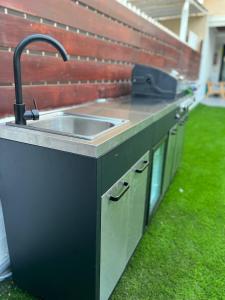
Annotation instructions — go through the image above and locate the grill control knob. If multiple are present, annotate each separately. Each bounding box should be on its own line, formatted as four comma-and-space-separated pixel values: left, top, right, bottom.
175, 113, 181, 119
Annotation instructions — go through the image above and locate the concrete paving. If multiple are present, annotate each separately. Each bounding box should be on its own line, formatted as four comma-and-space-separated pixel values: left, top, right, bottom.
202, 96, 225, 107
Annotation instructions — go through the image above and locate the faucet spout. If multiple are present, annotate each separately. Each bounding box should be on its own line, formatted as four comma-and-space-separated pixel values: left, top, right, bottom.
13, 34, 68, 125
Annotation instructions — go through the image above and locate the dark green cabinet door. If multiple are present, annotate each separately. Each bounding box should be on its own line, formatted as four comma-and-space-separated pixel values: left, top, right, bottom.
162, 125, 177, 194
176, 121, 185, 169
163, 118, 186, 195
171, 120, 185, 178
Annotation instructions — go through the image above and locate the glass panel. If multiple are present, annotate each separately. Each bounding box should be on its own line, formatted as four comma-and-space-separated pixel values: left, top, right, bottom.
149, 141, 165, 213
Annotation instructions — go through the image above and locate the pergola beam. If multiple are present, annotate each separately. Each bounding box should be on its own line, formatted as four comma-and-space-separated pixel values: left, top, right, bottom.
127, 0, 207, 20
190, 0, 207, 15
179, 0, 190, 41
157, 12, 206, 21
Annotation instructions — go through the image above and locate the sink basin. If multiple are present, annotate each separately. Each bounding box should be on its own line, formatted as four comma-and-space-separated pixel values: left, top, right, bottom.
8, 112, 128, 140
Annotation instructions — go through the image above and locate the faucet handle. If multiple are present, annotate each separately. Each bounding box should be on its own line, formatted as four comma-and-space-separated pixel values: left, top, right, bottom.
33, 98, 38, 110
23, 98, 39, 121
31, 98, 39, 120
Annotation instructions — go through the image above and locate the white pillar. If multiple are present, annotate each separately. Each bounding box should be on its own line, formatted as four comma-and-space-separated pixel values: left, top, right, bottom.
179, 0, 190, 42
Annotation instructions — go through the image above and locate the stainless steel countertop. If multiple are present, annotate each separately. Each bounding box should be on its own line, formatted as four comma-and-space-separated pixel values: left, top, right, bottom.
0, 95, 194, 158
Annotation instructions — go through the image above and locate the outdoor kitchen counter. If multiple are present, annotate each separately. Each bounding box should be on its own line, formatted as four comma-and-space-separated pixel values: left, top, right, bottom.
0, 95, 193, 158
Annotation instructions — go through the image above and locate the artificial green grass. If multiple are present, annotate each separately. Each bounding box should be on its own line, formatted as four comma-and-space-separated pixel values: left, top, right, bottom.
1, 104, 225, 300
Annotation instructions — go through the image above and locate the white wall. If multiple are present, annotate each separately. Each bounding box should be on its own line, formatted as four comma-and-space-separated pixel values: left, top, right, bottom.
209, 33, 225, 82
196, 26, 217, 101
197, 10, 225, 101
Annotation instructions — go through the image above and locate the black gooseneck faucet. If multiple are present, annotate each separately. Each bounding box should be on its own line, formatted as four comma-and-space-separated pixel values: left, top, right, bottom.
13, 34, 68, 125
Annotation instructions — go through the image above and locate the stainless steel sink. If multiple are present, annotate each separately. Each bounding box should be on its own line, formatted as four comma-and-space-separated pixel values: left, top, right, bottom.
8, 112, 128, 140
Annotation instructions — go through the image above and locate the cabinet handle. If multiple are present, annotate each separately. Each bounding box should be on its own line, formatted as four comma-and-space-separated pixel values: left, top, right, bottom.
171, 129, 177, 135
175, 113, 181, 120
135, 160, 149, 173
109, 181, 130, 202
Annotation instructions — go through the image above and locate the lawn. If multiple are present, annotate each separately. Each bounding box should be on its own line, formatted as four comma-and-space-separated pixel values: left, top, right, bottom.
1, 104, 225, 300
